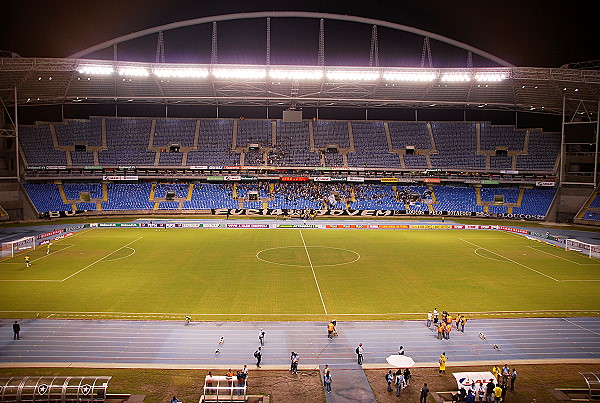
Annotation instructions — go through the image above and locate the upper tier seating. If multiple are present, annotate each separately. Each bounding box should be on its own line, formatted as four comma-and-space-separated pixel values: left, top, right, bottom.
55, 118, 103, 147
429, 122, 485, 169
153, 118, 196, 148
99, 118, 155, 166
19, 118, 560, 172
237, 119, 272, 148
187, 120, 238, 166
348, 122, 401, 168
272, 122, 320, 167
19, 125, 68, 166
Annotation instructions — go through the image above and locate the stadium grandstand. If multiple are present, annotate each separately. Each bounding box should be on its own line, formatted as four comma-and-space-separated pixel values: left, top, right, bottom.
0, 11, 598, 225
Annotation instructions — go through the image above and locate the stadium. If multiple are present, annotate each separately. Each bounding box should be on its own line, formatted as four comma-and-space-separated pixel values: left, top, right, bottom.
0, 4, 599, 403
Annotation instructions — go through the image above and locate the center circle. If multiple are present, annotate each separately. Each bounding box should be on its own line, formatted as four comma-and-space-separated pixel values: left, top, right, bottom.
256, 246, 360, 267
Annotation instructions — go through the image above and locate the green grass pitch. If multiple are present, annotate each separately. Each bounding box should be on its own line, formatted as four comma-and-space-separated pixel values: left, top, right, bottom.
1, 227, 599, 320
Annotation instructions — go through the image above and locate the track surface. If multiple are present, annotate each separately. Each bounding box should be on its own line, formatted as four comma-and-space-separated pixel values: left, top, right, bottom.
1, 317, 599, 369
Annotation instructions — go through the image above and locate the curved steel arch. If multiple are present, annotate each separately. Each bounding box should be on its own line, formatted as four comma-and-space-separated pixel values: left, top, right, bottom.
68, 11, 514, 67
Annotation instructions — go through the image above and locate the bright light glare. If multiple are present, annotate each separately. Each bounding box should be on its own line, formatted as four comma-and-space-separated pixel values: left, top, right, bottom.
154, 68, 209, 78
269, 69, 323, 80
118, 67, 150, 77
383, 72, 436, 82
77, 65, 114, 75
474, 73, 507, 82
212, 68, 267, 79
440, 73, 471, 82
326, 70, 380, 81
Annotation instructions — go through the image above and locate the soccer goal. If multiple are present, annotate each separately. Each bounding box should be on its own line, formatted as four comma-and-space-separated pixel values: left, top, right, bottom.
566, 238, 600, 259
1, 236, 36, 258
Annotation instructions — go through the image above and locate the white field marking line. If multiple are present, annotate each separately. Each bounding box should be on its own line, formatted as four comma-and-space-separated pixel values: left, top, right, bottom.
299, 230, 328, 315
101, 247, 136, 263
562, 317, 600, 336
4, 309, 597, 317
61, 237, 143, 281
31, 244, 75, 263
460, 238, 559, 281
527, 246, 600, 266
256, 245, 360, 267
474, 248, 510, 263
0, 245, 76, 264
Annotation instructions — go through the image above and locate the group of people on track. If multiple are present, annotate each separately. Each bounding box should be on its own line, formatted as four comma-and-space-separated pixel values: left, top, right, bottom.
427, 308, 467, 340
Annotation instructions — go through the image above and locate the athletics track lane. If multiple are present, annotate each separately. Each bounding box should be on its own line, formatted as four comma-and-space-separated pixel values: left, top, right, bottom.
0, 317, 598, 368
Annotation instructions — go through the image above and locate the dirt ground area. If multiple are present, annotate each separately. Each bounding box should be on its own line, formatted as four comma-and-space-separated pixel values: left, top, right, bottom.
365, 363, 600, 402
248, 369, 325, 402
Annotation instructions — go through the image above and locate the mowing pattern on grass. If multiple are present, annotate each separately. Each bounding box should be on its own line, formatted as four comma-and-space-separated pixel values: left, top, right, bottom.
0, 227, 598, 320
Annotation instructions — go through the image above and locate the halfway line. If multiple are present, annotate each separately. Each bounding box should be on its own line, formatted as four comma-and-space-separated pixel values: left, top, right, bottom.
299, 230, 328, 315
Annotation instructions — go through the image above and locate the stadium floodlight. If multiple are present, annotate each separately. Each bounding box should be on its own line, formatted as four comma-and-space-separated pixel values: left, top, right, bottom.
118, 67, 150, 77
440, 73, 471, 82
77, 65, 114, 75
326, 70, 380, 81
383, 71, 437, 82
268, 69, 324, 80
212, 68, 267, 79
474, 73, 507, 82
153, 68, 209, 78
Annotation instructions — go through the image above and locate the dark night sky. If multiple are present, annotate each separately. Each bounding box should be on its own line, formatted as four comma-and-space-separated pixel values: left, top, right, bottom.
1, 1, 597, 68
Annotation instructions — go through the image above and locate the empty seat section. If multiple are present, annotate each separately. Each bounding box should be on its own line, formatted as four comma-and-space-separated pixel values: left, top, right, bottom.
23, 183, 71, 212
516, 130, 560, 171
19, 124, 67, 166
187, 120, 238, 166
313, 121, 350, 148
429, 122, 485, 169
237, 119, 272, 147
99, 118, 155, 166
182, 183, 237, 210
102, 183, 153, 210
348, 122, 400, 168
55, 119, 103, 147
153, 118, 196, 147
480, 123, 525, 151
511, 188, 556, 216
432, 186, 484, 212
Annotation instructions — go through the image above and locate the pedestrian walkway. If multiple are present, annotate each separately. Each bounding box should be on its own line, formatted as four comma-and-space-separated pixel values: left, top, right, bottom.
321, 364, 376, 403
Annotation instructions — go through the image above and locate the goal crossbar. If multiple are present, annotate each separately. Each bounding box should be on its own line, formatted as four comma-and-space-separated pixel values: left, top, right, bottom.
1, 236, 35, 258
566, 238, 600, 259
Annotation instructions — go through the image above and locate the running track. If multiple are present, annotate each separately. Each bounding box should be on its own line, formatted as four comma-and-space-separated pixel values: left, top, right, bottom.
1, 317, 599, 369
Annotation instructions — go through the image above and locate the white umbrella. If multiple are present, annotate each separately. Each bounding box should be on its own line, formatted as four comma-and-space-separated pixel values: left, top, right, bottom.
386, 355, 415, 368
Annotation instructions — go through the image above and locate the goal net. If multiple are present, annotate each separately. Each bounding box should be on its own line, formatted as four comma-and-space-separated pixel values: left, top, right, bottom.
1, 236, 36, 258
565, 238, 600, 259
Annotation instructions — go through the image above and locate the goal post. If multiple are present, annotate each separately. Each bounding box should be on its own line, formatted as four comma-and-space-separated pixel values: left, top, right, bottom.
566, 238, 600, 259
1, 236, 36, 258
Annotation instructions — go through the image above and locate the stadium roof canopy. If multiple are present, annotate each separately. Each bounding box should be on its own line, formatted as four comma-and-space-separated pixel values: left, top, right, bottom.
0, 12, 598, 116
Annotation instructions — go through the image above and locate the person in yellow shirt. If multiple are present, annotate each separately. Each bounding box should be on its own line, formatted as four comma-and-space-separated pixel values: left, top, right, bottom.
25, 255, 31, 267
438, 353, 447, 374
327, 322, 335, 339
492, 365, 501, 381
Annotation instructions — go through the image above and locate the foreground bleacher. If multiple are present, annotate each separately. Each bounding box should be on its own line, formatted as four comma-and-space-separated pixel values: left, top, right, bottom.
23, 182, 556, 220
19, 117, 560, 172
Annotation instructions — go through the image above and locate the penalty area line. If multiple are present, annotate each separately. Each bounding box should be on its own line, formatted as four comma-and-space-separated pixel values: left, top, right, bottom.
61, 237, 143, 281
460, 238, 559, 281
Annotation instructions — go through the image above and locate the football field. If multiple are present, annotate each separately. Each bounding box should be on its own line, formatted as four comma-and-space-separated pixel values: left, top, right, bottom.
1, 227, 599, 320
